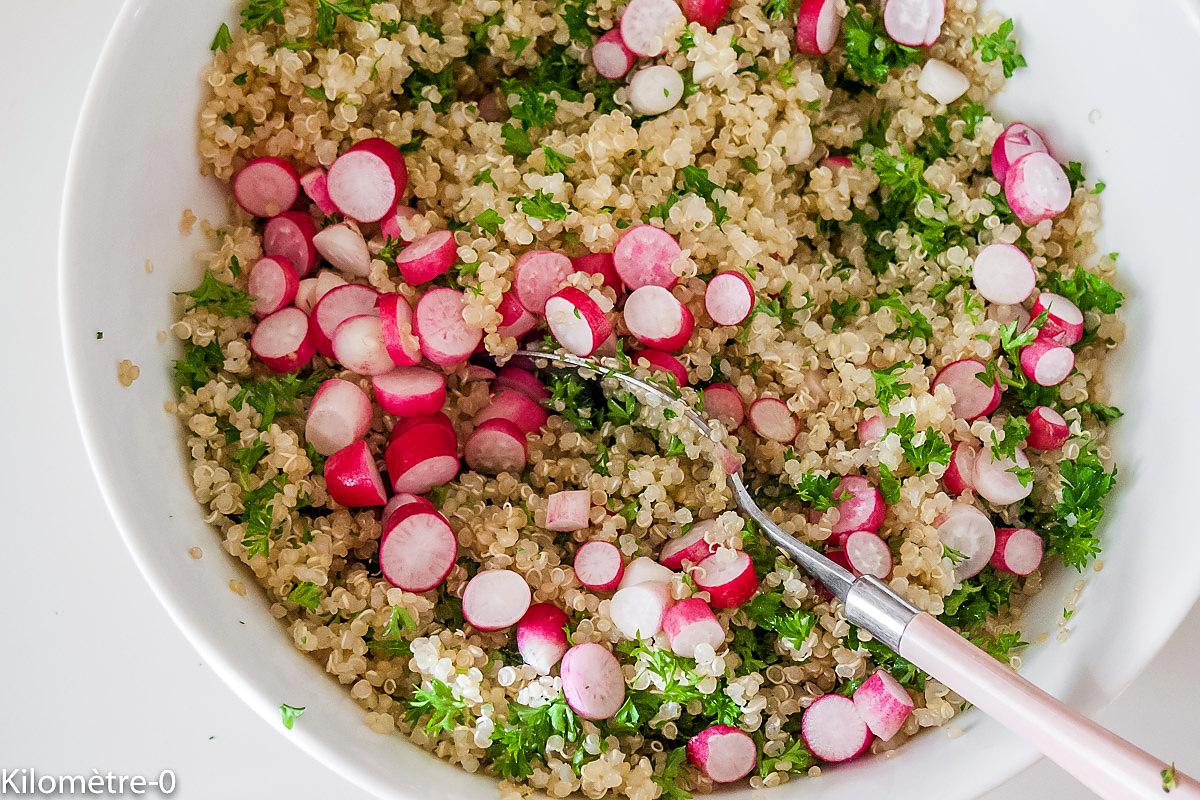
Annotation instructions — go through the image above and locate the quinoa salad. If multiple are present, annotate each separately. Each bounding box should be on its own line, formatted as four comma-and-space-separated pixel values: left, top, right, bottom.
173, 0, 1124, 793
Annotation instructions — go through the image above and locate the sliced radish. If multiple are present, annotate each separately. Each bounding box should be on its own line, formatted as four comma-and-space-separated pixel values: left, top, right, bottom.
380, 205, 418, 243
312, 283, 379, 357
592, 30, 636, 80
972, 243, 1035, 305
250, 307, 314, 373
312, 269, 348, 304
624, 285, 694, 351
610, 580, 674, 638
379, 504, 458, 592
619, 0, 685, 57
801, 694, 873, 763
831, 476, 886, 535
660, 520, 718, 569
332, 314, 394, 376
1020, 338, 1075, 387
390, 411, 455, 441
496, 366, 550, 402
516, 603, 570, 675
574, 541, 625, 591
703, 383, 745, 429
324, 440, 387, 507
394, 230, 456, 285
628, 65, 685, 117
377, 293, 422, 367
936, 502, 996, 580
613, 225, 681, 290
973, 445, 1034, 505
681, 0, 730, 31
663, 598, 725, 658
883, 0, 943, 47
305, 378, 372, 456
248, 256, 299, 317
619, 556, 677, 588
694, 551, 757, 609
414, 287, 483, 366
462, 569, 532, 631
823, 155, 853, 170
515, 250, 574, 314
917, 58, 968, 104
704, 271, 756, 326
314, 221, 372, 277
232, 156, 299, 218
858, 412, 896, 445
382, 492, 435, 524
794, 0, 841, 53
546, 286, 613, 357
464, 418, 528, 474
295, 278, 319, 314
632, 349, 689, 387
1026, 406, 1070, 451
990, 527, 1044, 576
571, 251, 623, 294
327, 137, 408, 223
1030, 292, 1084, 346
933, 359, 1000, 420
843, 531, 893, 579
263, 211, 318, 276
992, 123, 1048, 185
372, 366, 446, 416
385, 421, 460, 494
560, 642, 626, 720
748, 397, 798, 442
1004, 151, 1072, 225
545, 489, 591, 532
852, 670, 914, 741
497, 289, 539, 340
687, 725, 756, 783
300, 168, 339, 217
943, 441, 978, 496
475, 389, 549, 434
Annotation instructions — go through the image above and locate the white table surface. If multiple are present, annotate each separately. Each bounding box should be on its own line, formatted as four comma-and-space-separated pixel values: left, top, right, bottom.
1, 3, 1195, 798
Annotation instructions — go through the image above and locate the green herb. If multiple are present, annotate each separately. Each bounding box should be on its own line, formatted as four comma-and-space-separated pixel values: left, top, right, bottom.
403, 65, 458, 111
237, 474, 286, 558
228, 254, 242, 277
652, 748, 693, 800
288, 581, 323, 612
314, 0, 373, 44
232, 72, 249, 86
473, 167, 496, 188
968, 629, 1027, 662
665, 435, 686, 457
175, 270, 254, 317
758, 737, 813, 777
786, 471, 846, 512
406, 680, 468, 735
940, 569, 1014, 629
211, 22, 234, 52
739, 519, 779, 578
890, 415, 952, 474
1063, 160, 1086, 192
871, 360, 912, 415
561, 0, 597, 45
679, 165, 729, 225
740, 156, 762, 175
958, 101, 987, 138
414, 15, 443, 41
595, 442, 611, 476
870, 293, 933, 342
829, 297, 860, 330
279, 703, 305, 729
942, 544, 966, 564
846, 626, 925, 689
1077, 401, 1123, 423
1007, 462, 1035, 487
775, 59, 796, 87
879, 463, 901, 504
490, 696, 582, 779
1091, 181, 1106, 195
1041, 444, 1116, 569
240, 0, 286, 32
991, 415, 1031, 460
303, 84, 327, 100
1045, 267, 1124, 315
677, 29, 695, 50
973, 18, 1027, 78
399, 137, 423, 154
173, 340, 224, 392
519, 189, 568, 221
231, 369, 324, 430
645, 193, 680, 222
741, 590, 817, 650
542, 145, 576, 174
95, 331, 104, 340
841, 7, 922, 85
232, 440, 268, 482
981, 311, 1049, 390
474, 209, 504, 234
616, 640, 740, 726
367, 605, 414, 657
1163, 763, 1178, 793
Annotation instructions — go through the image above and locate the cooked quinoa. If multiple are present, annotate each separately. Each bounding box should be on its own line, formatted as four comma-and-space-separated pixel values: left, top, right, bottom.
171, 0, 1123, 794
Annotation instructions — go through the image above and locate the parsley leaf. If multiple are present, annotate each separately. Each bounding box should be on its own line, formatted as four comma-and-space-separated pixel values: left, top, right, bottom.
973, 18, 1027, 78
741, 590, 817, 650
541, 145, 576, 174
173, 340, 224, 392
288, 581, 323, 612
211, 22, 234, 52
314, 0, 373, 44
406, 680, 468, 735
237, 474, 286, 558
762, 0, 793, 20
1045, 267, 1124, 315
969, 629, 1027, 662
870, 293, 933, 342
785, 470, 846, 512
878, 463, 901, 504
679, 165, 729, 225
176, 270, 254, 317
991, 415, 1031, 460
872, 360, 912, 415
519, 189, 568, 220
1163, 763, 1179, 793
846, 626, 925, 689
490, 696, 582, 779
474, 209, 504, 234
500, 122, 532, 157
758, 736, 813, 777
1041, 444, 1116, 569
473, 167, 496, 187
240, 0, 286, 33
842, 7, 922, 85
279, 703, 305, 729
940, 569, 1015, 629
890, 415, 952, 473
231, 369, 324, 430
653, 748, 693, 800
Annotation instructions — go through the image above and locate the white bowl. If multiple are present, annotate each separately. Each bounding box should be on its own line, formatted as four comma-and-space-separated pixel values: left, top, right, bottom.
60, 1, 1200, 798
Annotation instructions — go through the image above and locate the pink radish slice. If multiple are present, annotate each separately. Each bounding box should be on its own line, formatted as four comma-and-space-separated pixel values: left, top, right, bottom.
613, 225, 681, 290
632, 349, 689, 388
663, 598, 725, 658
620, 556, 677, 588
560, 643, 626, 720
687, 725, 756, 783
1004, 151, 1072, 225
748, 397, 799, 442
324, 440, 387, 507
619, 0, 685, 57
694, 551, 757, 609
377, 293, 422, 367
312, 283, 379, 357
571, 252, 623, 294
385, 423, 460, 494
990, 527, 1044, 576
462, 569, 532, 631
379, 505, 458, 592
313, 269, 348, 303
332, 314, 395, 376
248, 256, 299, 317
623, 285, 694, 351
831, 476, 886, 535
464, 418, 528, 474
843, 531, 892, 579
390, 411, 454, 441
382, 492, 435, 524
801, 694, 873, 763
515, 250, 574, 314
232, 156, 299, 218
704, 271, 756, 326
545, 489, 591, 532
823, 155, 853, 169
883, 0, 942, 47
682, 0, 730, 31
314, 221, 372, 277
380, 205, 417, 243
992, 123, 1048, 185
516, 603, 570, 675
372, 366, 446, 416
546, 287, 613, 356
250, 307, 315, 373
295, 278, 319, 314
1020, 339, 1075, 387
574, 541, 625, 591
936, 503, 996, 580
592, 30, 636, 79
496, 366, 550, 402
1026, 406, 1070, 451
305, 378, 373, 456
973, 445, 1034, 505
972, 243, 1035, 305
326, 137, 407, 223
300, 168, 339, 216
1030, 292, 1084, 346
394, 230, 456, 285
933, 359, 1000, 420
660, 520, 718, 569
943, 441, 979, 495
703, 383, 745, 429
263, 211, 318, 276
414, 287, 484, 366
858, 413, 896, 445
794, 0, 841, 55
853, 670, 915, 741
497, 290, 539, 340
611, 581, 675, 638
475, 389, 549, 434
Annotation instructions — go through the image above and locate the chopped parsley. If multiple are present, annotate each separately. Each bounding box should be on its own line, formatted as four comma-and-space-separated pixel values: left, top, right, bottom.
1039, 443, 1117, 569
1163, 763, 1178, 793
288, 581, 323, 612
173, 340, 224, 392
238, 474, 286, 558
741, 589, 817, 650
679, 165, 729, 225
677, 29, 695, 51
784, 470, 846, 512
314, 0, 374, 44
231, 369, 324, 430
645, 193, 679, 222
846, 626, 926, 689
762, 0, 793, 20
211, 22, 234, 52
500, 122, 532, 157
890, 415, 952, 474
990, 415, 1031, 459
969, 629, 1027, 662
872, 360, 913, 415
878, 463, 901, 504
473, 167, 496, 187
240, 0, 286, 33
175, 270, 254, 317
490, 696, 581, 779
406, 680, 468, 734
870, 293, 933, 342
973, 18, 1027, 78
1045, 266, 1124, 315
652, 748, 693, 800
758, 736, 813, 777
561, 0, 597, 45
279, 703, 305, 729
519, 189, 568, 221
541, 145, 575, 174
474, 209, 504, 234
940, 569, 1015, 629
841, 7, 922, 86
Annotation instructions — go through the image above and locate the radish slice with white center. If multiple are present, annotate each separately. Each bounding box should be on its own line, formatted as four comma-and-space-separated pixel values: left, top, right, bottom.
560, 642, 626, 720
380, 205, 417, 243
394, 230, 456, 285
990, 527, 1044, 576
624, 285, 694, 351
263, 211, 318, 276
464, 418, 528, 475
574, 541, 625, 591
933, 359, 1000, 420
682, 0, 731, 31
462, 569, 532, 631
972, 243, 1035, 305
858, 412, 896, 445
883, 0, 941, 47
496, 366, 550, 402
1004, 151, 1072, 225
546, 287, 613, 356
632, 349, 689, 387
703, 383, 745, 429
1026, 406, 1070, 451
414, 287, 483, 366
748, 397, 798, 442
571, 252, 623, 295
831, 475, 886, 535
610, 581, 675, 639
332, 314, 394, 376
852, 670, 915, 741
628, 65, 686, 116
992, 122, 1048, 185
389, 411, 455, 443
694, 551, 757, 609
324, 440, 387, 507
921, 0, 945, 43
517, 603, 570, 675
382, 492, 435, 524
248, 256, 299, 317
943, 441, 978, 496
305, 378, 372, 456
250, 307, 315, 373
687, 725, 757, 783
1020, 339, 1075, 387
295, 278, 319, 314
475, 389, 549, 434
620, 556, 677, 588
704, 271, 756, 326
613, 225, 681, 290
917, 58, 968, 104
663, 598, 726, 658
1030, 291, 1084, 346
300, 168, 339, 216
936, 503, 996, 580
619, 0, 685, 57
660, 520, 718, 569
546, 489, 591, 532
379, 505, 458, 592
794, 0, 841, 54
312, 269, 347, 304
497, 290, 539, 340
377, 293, 421, 367
801, 694, 873, 763
385, 422, 459, 494
973, 445, 1034, 505
592, 30, 636, 80
232, 156, 299, 218
515, 250, 574, 314
312, 283, 379, 357
326, 138, 407, 223
843, 531, 893, 579
372, 366, 446, 416
314, 221, 372, 277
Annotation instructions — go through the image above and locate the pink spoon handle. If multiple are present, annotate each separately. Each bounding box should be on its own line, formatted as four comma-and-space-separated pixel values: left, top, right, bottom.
899, 613, 1199, 799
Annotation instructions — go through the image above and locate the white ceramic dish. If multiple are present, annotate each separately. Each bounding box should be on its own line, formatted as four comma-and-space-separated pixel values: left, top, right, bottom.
60, 1, 1200, 798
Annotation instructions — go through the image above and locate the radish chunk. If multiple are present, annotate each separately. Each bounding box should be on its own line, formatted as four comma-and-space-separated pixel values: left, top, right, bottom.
394, 230, 457, 285
794, 0, 841, 55
414, 287, 484, 366
629, 65, 685, 116
295, 278, 319, 314
1020, 338, 1075, 387
1026, 406, 1070, 451
475, 389, 549, 434
314, 221, 372, 277
300, 168, 338, 216
250, 307, 315, 373
312, 283, 379, 357
632, 349, 689, 387
704, 271, 756, 326
801, 694, 873, 763
312, 269, 348, 304
497, 290, 539, 340
748, 397, 798, 442
571, 252, 623, 295
574, 541, 625, 591
324, 440, 387, 507
682, 0, 731, 31
546, 490, 592, 532
546, 287, 613, 356
611, 581, 675, 638
831, 476, 886, 535
496, 366, 550, 402
515, 250, 574, 314
853, 670, 915, 741
380, 205, 417, 243
933, 359, 1000, 420
232, 156, 299, 218
333, 314, 394, 376
703, 383, 745, 429
592, 30, 636, 79
306, 378, 373, 456
663, 598, 725, 658
973, 445, 1034, 505
263, 211, 318, 276
624, 285, 694, 351
377, 293, 422, 367
858, 412, 896, 445
462, 569, 532, 631
943, 441, 979, 496
687, 725, 757, 783
248, 256, 299, 317
561, 643, 626, 720
936, 503, 997, 580
620, 556, 677, 588
991, 527, 1044, 576
372, 366, 446, 417
464, 418, 528, 475
694, 551, 757, 609
844, 531, 893, 579
883, 0, 944, 47
382, 492, 435, 524
992, 122, 1049, 185
1004, 152, 1072, 225
917, 58, 968, 104
379, 505, 458, 592
327, 138, 407, 223
660, 520, 718, 569
619, 0, 685, 57
972, 243, 1035, 305
613, 225, 681, 290
1030, 292, 1085, 346
517, 603, 570, 675
386, 420, 460, 494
